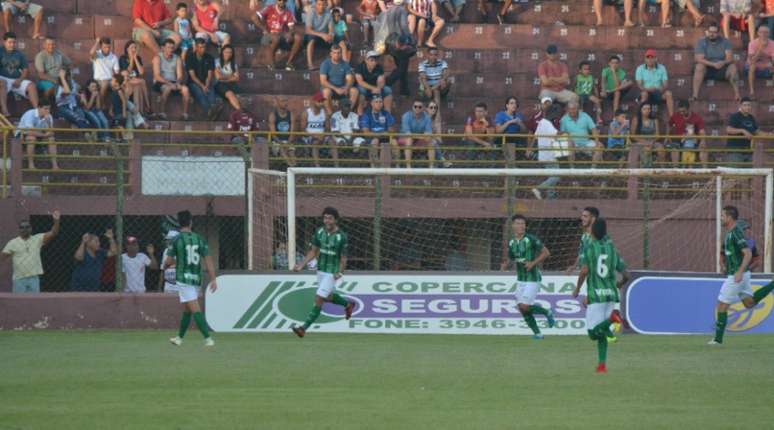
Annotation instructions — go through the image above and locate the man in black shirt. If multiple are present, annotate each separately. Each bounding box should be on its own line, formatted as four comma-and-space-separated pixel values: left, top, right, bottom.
354, 50, 393, 115
185, 38, 218, 118
725, 97, 760, 165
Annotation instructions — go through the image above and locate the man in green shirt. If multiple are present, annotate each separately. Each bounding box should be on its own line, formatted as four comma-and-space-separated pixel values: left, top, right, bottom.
165, 210, 218, 347
600, 55, 633, 114
710, 205, 774, 345
573, 218, 629, 374
292, 207, 354, 337
500, 214, 554, 339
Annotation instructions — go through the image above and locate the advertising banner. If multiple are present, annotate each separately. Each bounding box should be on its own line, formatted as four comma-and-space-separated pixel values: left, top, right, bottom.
626, 275, 774, 335
206, 274, 592, 335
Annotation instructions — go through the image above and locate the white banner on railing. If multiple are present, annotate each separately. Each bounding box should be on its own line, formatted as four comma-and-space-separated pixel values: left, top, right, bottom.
141, 156, 244, 196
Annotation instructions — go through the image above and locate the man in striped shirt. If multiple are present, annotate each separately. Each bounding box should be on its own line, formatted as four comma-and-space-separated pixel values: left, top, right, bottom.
418, 47, 450, 106
573, 218, 628, 373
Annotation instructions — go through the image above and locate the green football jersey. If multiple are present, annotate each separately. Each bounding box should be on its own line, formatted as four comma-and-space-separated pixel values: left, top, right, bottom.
508, 233, 543, 282
723, 225, 749, 276
167, 231, 209, 286
311, 227, 348, 274
581, 238, 625, 304
578, 232, 592, 257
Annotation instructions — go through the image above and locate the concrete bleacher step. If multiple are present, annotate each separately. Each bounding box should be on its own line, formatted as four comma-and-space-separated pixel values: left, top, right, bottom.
9, 12, 93, 40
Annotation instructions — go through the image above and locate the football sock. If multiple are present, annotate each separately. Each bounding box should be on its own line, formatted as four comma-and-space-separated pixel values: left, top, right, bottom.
303, 305, 322, 330
714, 311, 727, 343
587, 329, 600, 341
523, 312, 540, 335
178, 311, 192, 338
752, 281, 774, 304
592, 319, 613, 337
331, 293, 349, 307
597, 337, 608, 364
528, 304, 549, 316
193, 312, 210, 338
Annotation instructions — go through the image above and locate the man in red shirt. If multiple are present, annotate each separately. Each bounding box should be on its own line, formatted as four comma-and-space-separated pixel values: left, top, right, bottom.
537, 44, 578, 105
255, 0, 303, 71
227, 106, 260, 145
132, 0, 181, 54
666, 99, 707, 167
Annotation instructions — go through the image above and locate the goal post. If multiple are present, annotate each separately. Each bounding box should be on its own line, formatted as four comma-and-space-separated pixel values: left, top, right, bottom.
249, 167, 773, 274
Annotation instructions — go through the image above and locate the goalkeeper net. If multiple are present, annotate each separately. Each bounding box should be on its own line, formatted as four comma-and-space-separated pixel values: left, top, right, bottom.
249, 168, 773, 273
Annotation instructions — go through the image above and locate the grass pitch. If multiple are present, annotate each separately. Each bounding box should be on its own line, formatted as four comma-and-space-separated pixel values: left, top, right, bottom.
1, 331, 772, 430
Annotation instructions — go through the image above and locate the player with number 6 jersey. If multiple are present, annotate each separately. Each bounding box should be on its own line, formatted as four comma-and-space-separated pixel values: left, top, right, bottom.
573, 218, 629, 373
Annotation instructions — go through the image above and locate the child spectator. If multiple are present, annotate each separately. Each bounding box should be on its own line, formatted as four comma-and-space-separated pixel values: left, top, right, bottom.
80, 79, 111, 142
331, 8, 350, 63
607, 109, 629, 162
575, 61, 602, 125
600, 55, 633, 114
89, 37, 119, 110
174, 2, 194, 61
358, 0, 380, 46
54, 72, 93, 139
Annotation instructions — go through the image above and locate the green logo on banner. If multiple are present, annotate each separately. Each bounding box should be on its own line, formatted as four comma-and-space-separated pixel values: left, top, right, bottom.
232, 281, 343, 330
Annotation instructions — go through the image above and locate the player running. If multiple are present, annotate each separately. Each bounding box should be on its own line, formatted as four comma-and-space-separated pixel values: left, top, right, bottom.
500, 214, 555, 339
709, 206, 774, 345
165, 210, 218, 347
291, 207, 355, 338
573, 218, 629, 374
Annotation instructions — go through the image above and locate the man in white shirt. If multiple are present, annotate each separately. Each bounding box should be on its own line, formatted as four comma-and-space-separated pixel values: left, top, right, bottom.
1, 210, 60, 293
531, 104, 567, 200
159, 230, 179, 293
90, 36, 119, 105
121, 236, 158, 293
17, 101, 56, 169
331, 100, 364, 156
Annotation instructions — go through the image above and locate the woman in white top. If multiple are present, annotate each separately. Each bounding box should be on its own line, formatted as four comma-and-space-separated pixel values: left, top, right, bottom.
301, 94, 329, 167
214, 45, 241, 111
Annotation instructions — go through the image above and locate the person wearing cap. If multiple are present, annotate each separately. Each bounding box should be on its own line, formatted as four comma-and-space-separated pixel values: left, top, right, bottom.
526, 96, 559, 134
121, 236, 158, 293
159, 230, 180, 293
635, 48, 674, 117
359, 94, 396, 167
331, 99, 364, 163
302, 92, 330, 167
600, 55, 633, 114
319, 44, 356, 115
355, 50, 393, 114
538, 44, 578, 105
1, 210, 60, 293
418, 46, 451, 106
305, 0, 333, 71
186, 37, 218, 119
407, 0, 444, 48
254, 0, 303, 71
692, 22, 741, 102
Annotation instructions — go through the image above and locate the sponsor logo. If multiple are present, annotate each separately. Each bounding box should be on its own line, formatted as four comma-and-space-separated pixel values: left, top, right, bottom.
727, 284, 774, 332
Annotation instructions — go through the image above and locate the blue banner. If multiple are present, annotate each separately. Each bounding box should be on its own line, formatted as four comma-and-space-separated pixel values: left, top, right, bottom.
626, 276, 774, 334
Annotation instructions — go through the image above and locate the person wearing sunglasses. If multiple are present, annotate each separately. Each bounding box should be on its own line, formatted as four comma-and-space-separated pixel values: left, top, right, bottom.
1, 210, 60, 293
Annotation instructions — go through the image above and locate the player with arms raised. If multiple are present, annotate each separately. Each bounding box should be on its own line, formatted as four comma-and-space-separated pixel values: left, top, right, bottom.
500, 214, 555, 339
573, 218, 628, 373
710, 206, 774, 345
292, 207, 355, 338
165, 210, 218, 347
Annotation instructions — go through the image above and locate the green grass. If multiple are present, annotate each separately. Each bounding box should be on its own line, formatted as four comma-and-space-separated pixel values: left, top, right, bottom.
1, 331, 773, 430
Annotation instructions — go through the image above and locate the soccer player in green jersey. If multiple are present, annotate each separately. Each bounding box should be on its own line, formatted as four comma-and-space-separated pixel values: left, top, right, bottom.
573, 218, 628, 373
500, 214, 555, 339
709, 206, 774, 345
164, 210, 218, 347
291, 207, 355, 338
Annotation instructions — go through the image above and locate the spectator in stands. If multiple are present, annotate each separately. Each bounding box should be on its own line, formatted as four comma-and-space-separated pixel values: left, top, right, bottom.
273, 242, 305, 270
667, 99, 707, 166
746, 25, 774, 99
439, 0, 464, 23
305, 0, 333, 71
355, 50, 393, 114
399, 99, 435, 168
692, 23, 741, 102
761, 1, 774, 38
538, 44, 578, 105
1, 210, 59, 293
606, 109, 630, 163
256, 0, 303, 71
110, 74, 148, 130
721, 0, 755, 41
119, 41, 152, 116
132, 0, 180, 54
638, 0, 671, 28
574, 61, 602, 125
674, 0, 705, 27
227, 102, 259, 145
251, 0, 300, 20
383, 12, 416, 96
463, 101, 495, 160
301, 92, 329, 167
192, 0, 231, 47
268, 95, 296, 166
80, 79, 111, 142
526, 96, 559, 133
34, 38, 71, 100
2, 0, 43, 39
186, 37, 219, 119
174, 2, 194, 61
214, 44, 241, 111
331, 8, 351, 63
54, 71, 93, 139
426, 100, 450, 166
331, 99, 364, 161
560, 101, 603, 165
153, 38, 191, 120
418, 46, 450, 107
320, 45, 356, 115
531, 105, 568, 200
476, 0, 511, 24
594, 0, 634, 27
359, 95, 396, 167
17, 101, 55, 169
407, 0, 444, 48
630, 102, 664, 166
635, 49, 674, 117
0, 31, 38, 116
359, 0, 380, 44
494, 96, 528, 161
725, 96, 759, 164
741, 221, 761, 271
90, 37, 120, 109
71, 229, 117, 292
600, 54, 633, 114
121, 236, 158, 294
